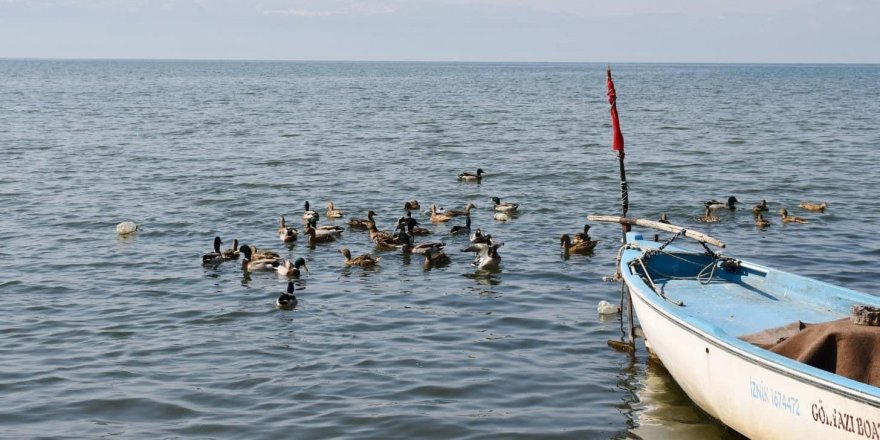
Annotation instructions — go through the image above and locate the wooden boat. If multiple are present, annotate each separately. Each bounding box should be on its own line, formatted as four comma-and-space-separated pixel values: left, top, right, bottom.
590, 215, 880, 439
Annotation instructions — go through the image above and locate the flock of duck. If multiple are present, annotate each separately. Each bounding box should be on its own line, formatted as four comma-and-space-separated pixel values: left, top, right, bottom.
189, 166, 827, 310
685, 196, 828, 227
194, 168, 600, 309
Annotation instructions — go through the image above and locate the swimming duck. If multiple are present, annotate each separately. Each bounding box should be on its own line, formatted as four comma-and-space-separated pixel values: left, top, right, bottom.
461, 242, 502, 270
276, 257, 308, 277
404, 211, 430, 236
240, 245, 281, 272
116, 221, 138, 235
696, 207, 719, 223
561, 234, 598, 254
348, 210, 377, 229
404, 200, 421, 211
246, 245, 281, 261
457, 168, 484, 182
305, 225, 338, 245
445, 202, 477, 217
755, 213, 771, 228
338, 248, 381, 267
302, 201, 320, 223
366, 218, 396, 243
450, 215, 471, 235
705, 196, 739, 210
430, 204, 455, 223
799, 201, 827, 212
470, 230, 491, 244
276, 282, 298, 310
422, 246, 451, 270
406, 240, 446, 255
491, 197, 519, 213
779, 208, 807, 224
222, 239, 240, 260
202, 236, 224, 266
572, 224, 593, 245
308, 217, 344, 234
752, 200, 769, 213
658, 213, 671, 224
493, 212, 509, 222
278, 215, 299, 243
326, 201, 344, 218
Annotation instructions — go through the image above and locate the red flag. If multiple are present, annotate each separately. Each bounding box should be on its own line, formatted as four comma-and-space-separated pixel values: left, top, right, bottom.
606, 67, 624, 152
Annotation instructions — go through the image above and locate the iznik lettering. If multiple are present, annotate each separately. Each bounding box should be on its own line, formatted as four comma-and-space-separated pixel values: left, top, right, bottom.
749, 377, 800, 416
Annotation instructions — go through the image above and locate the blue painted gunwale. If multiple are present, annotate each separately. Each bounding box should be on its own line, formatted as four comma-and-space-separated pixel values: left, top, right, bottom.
620, 232, 880, 402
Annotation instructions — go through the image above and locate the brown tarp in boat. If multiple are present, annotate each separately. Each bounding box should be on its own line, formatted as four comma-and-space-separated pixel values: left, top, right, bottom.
740, 318, 880, 387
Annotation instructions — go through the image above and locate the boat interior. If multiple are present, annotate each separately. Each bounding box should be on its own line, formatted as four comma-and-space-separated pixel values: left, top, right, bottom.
629, 243, 880, 388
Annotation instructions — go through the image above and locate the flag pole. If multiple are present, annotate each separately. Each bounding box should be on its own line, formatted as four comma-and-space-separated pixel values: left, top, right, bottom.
607, 66, 636, 345
606, 66, 630, 243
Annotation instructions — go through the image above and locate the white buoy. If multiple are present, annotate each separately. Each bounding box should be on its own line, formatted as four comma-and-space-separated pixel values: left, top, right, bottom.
493, 213, 509, 222
116, 221, 138, 235
597, 300, 621, 315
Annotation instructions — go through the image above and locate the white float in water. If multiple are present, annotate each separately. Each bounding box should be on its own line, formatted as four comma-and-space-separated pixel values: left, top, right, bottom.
597, 300, 620, 315
116, 221, 138, 235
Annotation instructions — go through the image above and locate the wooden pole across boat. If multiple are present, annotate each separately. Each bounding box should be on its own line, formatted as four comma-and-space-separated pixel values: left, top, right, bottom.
587, 214, 726, 248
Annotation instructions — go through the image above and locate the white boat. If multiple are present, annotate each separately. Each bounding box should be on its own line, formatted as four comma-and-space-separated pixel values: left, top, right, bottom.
592, 216, 880, 439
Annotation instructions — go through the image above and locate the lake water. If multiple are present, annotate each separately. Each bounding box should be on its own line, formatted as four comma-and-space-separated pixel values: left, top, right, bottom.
1, 60, 878, 438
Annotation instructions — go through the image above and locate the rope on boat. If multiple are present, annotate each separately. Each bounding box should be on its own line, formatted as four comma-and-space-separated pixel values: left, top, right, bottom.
623, 237, 744, 305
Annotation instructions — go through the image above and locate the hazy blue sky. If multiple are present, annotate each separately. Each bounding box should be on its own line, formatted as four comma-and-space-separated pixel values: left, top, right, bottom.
1, 0, 877, 62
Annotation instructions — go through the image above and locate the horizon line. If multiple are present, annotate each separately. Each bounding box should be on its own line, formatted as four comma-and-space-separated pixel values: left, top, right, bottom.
1, 56, 878, 66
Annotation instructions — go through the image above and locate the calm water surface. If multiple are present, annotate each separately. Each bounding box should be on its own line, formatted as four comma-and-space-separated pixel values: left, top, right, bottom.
1, 61, 878, 438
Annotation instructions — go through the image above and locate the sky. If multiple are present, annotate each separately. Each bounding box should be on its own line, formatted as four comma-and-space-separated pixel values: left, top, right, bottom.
0, 0, 877, 63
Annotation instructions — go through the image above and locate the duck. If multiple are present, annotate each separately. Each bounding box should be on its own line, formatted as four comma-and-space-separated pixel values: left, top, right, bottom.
276, 282, 298, 310
366, 218, 396, 243
276, 257, 308, 277
561, 234, 598, 254
302, 201, 320, 223
202, 236, 224, 266
493, 212, 509, 222
705, 196, 739, 210
246, 245, 281, 261
572, 224, 594, 244
116, 221, 138, 235
422, 246, 451, 270
338, 248, 381, 267
461, 242, 502, 270
470, 230, 491, 244
752, 200, 769, 213
221, 239, 240, 260
491, 197, 519, 213
696, 207, 719, 223
403, 200, 421, 211
779, 208, 807, 224
430, 204, 455, 223
799, 201, 827, 212
348, 210, 377, 229
278, 215, 299, 243
308, 217, 344, 234
457, 168, 484, 182
326, 201, 344, 218
445, 202, 477, 217
657, 213, 671, 224
755, 212, 771, 228
240, 244, 281, 272
406, 240, 446, 255
450, 215, 471, 235
404, 211, 431, 236
371, 219, 412, 250
305, 225, 338, 245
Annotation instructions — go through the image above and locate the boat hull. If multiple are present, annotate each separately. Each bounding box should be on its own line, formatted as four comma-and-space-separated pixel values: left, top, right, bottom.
621, 234, 880, 439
